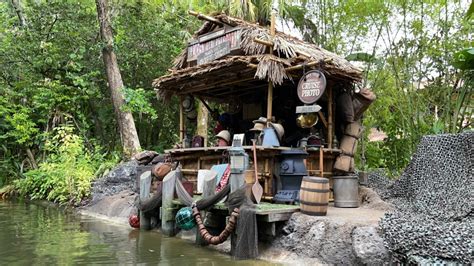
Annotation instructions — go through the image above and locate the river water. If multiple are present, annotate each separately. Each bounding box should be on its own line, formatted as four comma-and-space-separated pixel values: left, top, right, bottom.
0, 201, 276, 265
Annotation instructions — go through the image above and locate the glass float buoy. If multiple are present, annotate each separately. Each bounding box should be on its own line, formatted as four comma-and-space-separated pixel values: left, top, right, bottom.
175, 207, 196, 230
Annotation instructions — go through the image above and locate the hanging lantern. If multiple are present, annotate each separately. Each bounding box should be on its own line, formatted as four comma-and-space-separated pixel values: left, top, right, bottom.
175, 207, 196, 230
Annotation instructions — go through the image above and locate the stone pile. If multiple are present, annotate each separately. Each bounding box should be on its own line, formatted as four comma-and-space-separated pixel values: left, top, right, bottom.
369, 132, 473, 263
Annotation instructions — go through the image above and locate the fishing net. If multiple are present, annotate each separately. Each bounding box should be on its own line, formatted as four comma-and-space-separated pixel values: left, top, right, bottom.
232, 203, 258, 260
175, 177, 231, 210
369, 132, 473, 263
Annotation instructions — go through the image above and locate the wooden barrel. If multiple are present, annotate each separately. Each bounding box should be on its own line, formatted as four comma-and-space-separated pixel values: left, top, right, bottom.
299, 176, 330, 216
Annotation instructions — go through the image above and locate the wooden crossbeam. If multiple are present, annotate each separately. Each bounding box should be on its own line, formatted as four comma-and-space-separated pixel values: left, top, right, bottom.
188, 10, 223, 27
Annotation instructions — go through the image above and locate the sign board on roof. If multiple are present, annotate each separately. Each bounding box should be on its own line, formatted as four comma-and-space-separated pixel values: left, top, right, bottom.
197, 41, 231, 65
187, 27, 242, 64
297, 70, 326, 104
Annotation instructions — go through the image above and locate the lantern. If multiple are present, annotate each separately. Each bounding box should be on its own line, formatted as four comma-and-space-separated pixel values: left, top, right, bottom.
228, 146, 248, 174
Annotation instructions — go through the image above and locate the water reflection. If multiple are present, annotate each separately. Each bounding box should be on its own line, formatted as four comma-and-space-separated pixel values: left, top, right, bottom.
0, 201, 276, 265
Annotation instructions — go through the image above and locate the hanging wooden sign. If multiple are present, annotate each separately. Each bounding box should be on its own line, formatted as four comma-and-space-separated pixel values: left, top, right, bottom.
197, 41, 231, 65
297, 70, 327, 104
187, 27, 242, 63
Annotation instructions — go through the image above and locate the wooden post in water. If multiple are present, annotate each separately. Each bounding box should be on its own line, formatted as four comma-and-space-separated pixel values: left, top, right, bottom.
161, 170, 177, 236
139, 171, 152, 230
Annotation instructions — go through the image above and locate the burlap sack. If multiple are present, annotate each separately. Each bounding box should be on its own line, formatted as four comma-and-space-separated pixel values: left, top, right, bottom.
345, 121, 363, 139
334, 154, 355, 173
353, 88, 376, 121
152, 162, 172, 180
340, 135, 358, 156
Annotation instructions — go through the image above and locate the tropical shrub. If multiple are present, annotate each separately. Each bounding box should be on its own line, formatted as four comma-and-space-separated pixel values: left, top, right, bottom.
14, 125, 111, 204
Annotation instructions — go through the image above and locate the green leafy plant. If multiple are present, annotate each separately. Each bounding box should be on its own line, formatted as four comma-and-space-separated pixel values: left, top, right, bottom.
14, 125, 113, 204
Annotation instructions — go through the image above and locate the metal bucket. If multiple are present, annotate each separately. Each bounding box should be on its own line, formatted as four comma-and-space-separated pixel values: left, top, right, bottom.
333, 175, 359, 208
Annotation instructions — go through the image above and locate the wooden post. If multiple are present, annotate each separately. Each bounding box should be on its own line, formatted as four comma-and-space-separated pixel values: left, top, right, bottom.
161, 170, 177, 236
196, 173, 217, 246
319, 146, 324, 178
139, 171, 152, 230
179, 96, 184, 144
266, 11, 277, 123
328, 88, 333, 149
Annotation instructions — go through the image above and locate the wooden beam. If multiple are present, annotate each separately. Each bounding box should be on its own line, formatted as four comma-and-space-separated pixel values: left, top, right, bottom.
317, 112, 328, 128
328, 88, 333, 149
179, 96, 184, 143
285, 58, 334, 72
254, 38, 273, 47
179, 76, 257, 95
297, 51, 312, 58
319, 146, 324, 178
188, 10, 223, 27
266, 10, 276, 124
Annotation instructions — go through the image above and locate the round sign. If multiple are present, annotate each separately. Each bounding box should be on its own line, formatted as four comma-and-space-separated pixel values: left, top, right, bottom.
297, 70, 327, 104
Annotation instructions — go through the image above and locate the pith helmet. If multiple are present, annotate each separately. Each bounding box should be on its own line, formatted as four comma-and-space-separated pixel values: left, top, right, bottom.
216, 130, 231, 143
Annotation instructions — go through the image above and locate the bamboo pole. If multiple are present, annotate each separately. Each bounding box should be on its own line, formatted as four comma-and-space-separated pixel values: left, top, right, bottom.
254, 38, 273, 47
188, 10, 224, 26
285, 58, 333, 72
317, 112, 328, 128
179, 96, 184, 143
266, 11, 277, 123
328, 88, 333, 149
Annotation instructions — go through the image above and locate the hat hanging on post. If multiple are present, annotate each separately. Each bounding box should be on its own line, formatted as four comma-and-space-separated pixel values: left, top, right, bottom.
269, 123, 285, 141
249, 122, 265, 132
252, 117, 267, 125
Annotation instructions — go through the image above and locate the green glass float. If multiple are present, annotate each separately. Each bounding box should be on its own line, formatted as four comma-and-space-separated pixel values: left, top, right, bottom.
175, 207, 196, 230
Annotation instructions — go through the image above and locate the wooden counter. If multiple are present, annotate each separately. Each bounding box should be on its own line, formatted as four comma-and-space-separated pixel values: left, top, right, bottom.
165, 146, 340, 196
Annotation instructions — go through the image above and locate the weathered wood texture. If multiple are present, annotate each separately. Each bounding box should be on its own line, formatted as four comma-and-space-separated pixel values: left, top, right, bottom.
139, 171, 152, 230
161, 170, 177, 236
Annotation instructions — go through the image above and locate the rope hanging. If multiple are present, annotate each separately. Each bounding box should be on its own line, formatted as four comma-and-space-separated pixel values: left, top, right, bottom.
193, 206, 239, 245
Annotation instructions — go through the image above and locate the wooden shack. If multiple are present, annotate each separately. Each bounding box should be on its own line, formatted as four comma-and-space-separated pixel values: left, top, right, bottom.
152, 12, 364, 200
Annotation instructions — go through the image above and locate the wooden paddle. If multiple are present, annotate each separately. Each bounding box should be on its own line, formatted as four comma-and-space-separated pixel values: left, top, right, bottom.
251, 139, 263, 204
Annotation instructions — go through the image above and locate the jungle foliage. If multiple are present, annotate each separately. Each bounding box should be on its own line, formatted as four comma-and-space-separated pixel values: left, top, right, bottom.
0, 0, 472, 202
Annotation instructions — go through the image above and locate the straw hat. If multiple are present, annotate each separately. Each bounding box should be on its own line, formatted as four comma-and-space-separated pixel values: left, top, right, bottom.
270, 123, 285, 140
252, 117, 267, 124
216, 130, 231, 143
249, 122, 265, 132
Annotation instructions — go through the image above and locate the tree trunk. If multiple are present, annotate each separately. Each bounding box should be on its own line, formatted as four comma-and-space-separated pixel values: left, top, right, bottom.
95, 0, 141, 157
10, 0, 27, 27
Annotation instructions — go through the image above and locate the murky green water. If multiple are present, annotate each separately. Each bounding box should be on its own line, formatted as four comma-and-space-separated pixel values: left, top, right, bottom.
0, 201, 275, 265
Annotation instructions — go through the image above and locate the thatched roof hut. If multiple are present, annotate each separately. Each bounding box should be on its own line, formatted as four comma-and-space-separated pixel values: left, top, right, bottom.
153, 13, 362, 101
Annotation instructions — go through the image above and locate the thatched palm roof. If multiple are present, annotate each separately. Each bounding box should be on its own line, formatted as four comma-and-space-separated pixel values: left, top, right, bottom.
153, 14, 362, 101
